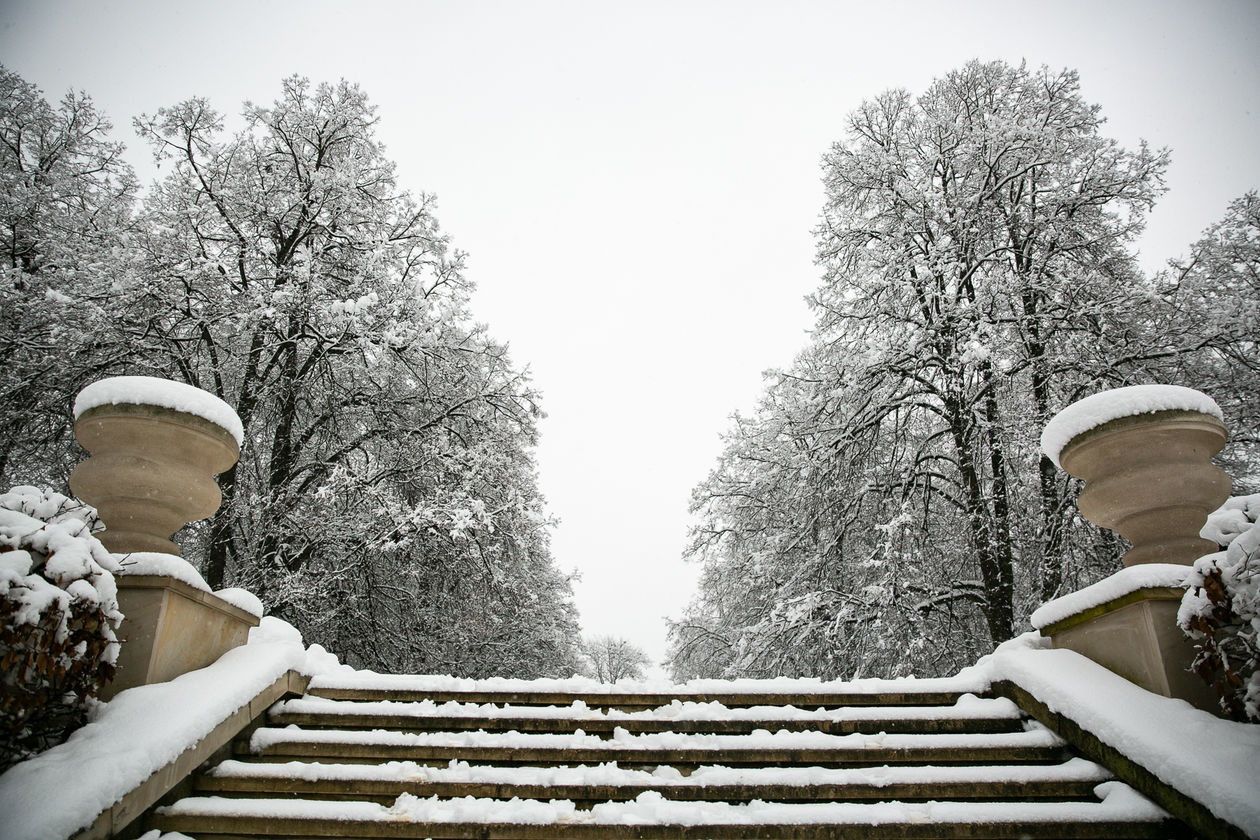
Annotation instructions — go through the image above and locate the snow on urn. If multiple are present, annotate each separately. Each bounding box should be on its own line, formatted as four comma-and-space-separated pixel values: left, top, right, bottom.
69, 376, 243, 556
1041, 384, 1230, 567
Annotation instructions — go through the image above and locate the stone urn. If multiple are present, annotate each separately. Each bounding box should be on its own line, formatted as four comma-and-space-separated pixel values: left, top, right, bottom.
1041, 384, 1231, 567
69, 376, 242, 556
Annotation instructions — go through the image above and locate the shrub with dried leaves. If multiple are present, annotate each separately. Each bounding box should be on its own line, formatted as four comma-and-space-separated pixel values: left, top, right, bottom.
0, 486, 122, 768
1179, 495, 1260, 722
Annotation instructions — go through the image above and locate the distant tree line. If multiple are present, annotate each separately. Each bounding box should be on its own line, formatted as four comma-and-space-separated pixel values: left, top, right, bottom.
667, 60, 1260, 681
0, 67, 584, 678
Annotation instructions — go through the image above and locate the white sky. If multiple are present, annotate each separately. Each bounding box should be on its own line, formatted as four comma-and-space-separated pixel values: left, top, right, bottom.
3, 0, 1258, 672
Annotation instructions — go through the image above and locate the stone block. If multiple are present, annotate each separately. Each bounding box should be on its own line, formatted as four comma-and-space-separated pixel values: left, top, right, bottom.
1041, 589, 1218, 713
102, 574, 260, 700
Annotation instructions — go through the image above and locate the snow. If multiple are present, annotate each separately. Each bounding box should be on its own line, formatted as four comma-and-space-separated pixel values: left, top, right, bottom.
271, 693, 1022, 723
249, 721, 1063, 753
73, 375, 245, 446
158, 782, 1168, 825
985, 636, 1260, 836
308, 671, 990, 696
209, 755, 1112, 788
1202, 493, 1260, 546
108, 553, 266, 617
0, 488, 119, 589
0, 617, 341, 840
1029, 564, 1192, 630
213, 587, 264, 618
0, 486, 121, 651
114, 551, 210, 591
2, 557, 70, 627
1040, 384, 1223, 468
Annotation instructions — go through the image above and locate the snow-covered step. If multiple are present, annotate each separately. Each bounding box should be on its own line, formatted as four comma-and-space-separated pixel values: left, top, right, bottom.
152, 782, 1180, 839
306, 685, 970, 710
268, 694, 1027, 736
243, 723, 1072, 769
196, 756, 1114, 806
144, 679, 1190, 838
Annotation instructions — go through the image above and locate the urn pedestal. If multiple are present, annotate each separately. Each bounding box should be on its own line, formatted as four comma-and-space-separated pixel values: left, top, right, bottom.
1033, 569, 1219, 713
1058, 409, 1230, 567
70, 402, 240, 556
1038, 386, 1231, 713
69, 376, 249, 693
99, 574, 260, 701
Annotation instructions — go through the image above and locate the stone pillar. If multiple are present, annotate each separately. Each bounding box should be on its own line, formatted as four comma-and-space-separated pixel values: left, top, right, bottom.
1031, 568, 1218, 712
1037, 385, 1230, 713
69, 376, 258, 696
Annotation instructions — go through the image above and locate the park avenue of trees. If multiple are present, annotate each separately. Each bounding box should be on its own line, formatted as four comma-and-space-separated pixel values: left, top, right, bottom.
2, 61, 1255, 682
666, 61, 1258, 681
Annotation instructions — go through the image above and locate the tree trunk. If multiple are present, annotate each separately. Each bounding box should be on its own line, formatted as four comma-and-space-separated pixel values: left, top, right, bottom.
203, 462, 236, 589
979, 370, 1015, 642
1020, 286, 1067, 600
944, 390, 1013, 644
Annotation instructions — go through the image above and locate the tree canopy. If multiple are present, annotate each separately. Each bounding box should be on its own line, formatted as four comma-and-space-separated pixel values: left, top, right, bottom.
0, 68, 139, 484
669, 60, 1258, 681
0, 69, 584, 678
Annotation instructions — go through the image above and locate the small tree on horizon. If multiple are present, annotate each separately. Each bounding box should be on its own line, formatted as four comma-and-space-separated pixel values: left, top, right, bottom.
583, 635, 651, 682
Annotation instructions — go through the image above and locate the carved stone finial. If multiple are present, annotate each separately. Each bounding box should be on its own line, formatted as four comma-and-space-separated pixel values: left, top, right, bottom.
1044, 385, 1231, 567
69, 377, 241, 556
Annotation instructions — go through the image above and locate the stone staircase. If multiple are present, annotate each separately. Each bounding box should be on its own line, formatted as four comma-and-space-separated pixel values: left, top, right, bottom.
146, 682, 1187, 839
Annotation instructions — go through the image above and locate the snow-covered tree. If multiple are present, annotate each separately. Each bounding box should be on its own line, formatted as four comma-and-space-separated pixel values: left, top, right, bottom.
672, 60, 1188, 679
0, 67, 139, 486
0, 69, 583, 678
812, 60, 1169, 637
1156, 192, 1260, 490
670, 346, 996, 680
122, 76, 582, 676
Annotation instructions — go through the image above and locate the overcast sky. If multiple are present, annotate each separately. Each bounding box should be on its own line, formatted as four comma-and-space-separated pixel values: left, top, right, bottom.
3, 0, 1258, 673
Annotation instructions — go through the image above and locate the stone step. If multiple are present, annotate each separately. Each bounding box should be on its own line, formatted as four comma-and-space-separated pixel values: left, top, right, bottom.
305, 686, 969, 710
244, 725, 1071, 769
147, 682, 1188, 840
197, 757, 1111, 806
269, 711, 1025, 735
151, 790, 1183, 839
268, 695, 1025, 736
196, 775, 1103, 805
